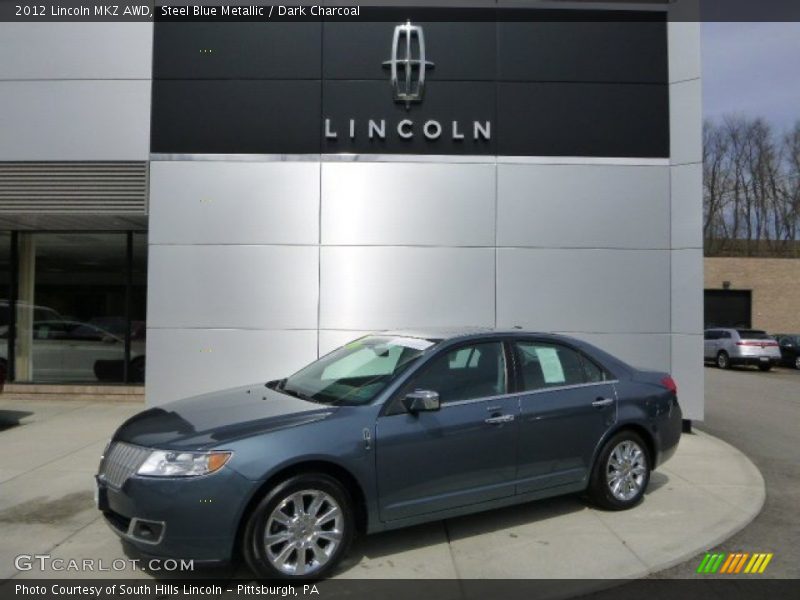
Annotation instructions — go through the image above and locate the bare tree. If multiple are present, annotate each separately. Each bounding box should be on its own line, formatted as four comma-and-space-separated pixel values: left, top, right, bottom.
703, 117, 800, 257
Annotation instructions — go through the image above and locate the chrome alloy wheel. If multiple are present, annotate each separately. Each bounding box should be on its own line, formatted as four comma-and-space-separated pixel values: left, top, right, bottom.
264, 489, 344, 576
606, 440, 647, 502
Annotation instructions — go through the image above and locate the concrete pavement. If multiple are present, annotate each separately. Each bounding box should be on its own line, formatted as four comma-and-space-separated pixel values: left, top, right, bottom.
653, 366, 800, 578
0, 395, 764, 581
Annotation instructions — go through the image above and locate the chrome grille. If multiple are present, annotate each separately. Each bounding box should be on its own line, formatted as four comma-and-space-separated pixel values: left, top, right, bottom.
99, 442, 150, 489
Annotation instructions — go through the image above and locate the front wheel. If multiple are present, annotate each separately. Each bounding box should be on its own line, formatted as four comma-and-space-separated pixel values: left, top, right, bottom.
794, 356, 800, 370
587, 431, 650, 510
758, 363, 772, 372
242, 473, 354, 579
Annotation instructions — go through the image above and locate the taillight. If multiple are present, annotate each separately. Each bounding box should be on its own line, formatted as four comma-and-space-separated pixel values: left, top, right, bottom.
736, 341, 779, 347
661, 376, 678, 395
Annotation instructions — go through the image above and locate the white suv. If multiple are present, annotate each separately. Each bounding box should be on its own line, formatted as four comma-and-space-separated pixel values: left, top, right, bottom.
704, 328, 781, 371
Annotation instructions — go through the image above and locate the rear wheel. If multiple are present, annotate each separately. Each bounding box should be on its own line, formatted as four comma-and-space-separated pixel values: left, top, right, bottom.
587, 431, 650, 510
795, 356, 800, 370
716, 351, 730, 369
242, 473, 354, 579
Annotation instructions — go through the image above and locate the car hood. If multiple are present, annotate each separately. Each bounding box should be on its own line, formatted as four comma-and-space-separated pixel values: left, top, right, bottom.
113, 384, 335, 450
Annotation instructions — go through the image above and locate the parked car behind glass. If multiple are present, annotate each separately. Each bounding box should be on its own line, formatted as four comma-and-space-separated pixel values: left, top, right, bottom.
703, 328, 781, 371
773, 334, 800, 370
95, 329, 682, 579
0, 320, 145, 383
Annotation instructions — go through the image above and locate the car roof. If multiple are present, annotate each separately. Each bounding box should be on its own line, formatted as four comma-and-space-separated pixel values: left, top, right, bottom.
375, 327, 568, 342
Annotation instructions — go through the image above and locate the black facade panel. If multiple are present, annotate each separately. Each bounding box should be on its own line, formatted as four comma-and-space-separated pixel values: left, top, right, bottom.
497, 82, 669, 157
150, 14, 670, 158
498, 21, 668, 83
151, 81, 321, 154
153, 23, 322, 79
323, 21, 496, 81
322, 81, 496, 155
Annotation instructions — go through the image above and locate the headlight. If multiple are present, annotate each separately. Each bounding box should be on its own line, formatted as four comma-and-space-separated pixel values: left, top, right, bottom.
137, 450, 232, 477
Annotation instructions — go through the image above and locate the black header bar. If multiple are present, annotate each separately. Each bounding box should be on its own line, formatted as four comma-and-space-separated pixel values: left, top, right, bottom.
1, 1, 800, 22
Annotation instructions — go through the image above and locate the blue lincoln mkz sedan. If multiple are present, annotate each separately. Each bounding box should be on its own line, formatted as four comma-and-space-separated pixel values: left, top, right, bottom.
96, 329, 682, 579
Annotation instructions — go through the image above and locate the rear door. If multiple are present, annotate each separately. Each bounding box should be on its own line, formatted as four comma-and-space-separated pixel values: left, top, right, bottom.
513, 340, 617, 494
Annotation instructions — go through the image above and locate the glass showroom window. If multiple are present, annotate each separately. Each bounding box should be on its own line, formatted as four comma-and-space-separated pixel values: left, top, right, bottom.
0, 232, 10, 387
7, 233, 146, 385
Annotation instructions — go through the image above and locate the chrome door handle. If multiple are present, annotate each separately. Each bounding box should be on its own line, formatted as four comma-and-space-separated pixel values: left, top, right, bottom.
592, 398, 614, 408
485, 414, 515, 425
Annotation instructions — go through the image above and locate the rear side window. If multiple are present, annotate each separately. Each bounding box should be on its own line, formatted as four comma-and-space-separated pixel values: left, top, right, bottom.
736, 330, 771, 340
582, 357, 609, 383
515, 342, 605, 391
704, 330, 719, 340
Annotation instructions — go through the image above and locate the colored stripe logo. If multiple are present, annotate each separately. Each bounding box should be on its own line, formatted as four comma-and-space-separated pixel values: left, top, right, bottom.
696, 552, 773, 574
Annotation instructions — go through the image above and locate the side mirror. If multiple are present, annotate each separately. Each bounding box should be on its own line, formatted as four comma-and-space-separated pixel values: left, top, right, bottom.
403, 390, 440, 414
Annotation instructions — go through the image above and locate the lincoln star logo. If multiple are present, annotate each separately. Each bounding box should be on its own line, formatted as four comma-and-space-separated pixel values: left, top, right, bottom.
383, 21, 434, 109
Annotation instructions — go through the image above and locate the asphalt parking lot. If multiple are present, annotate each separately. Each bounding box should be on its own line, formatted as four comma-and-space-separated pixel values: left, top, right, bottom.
653, 365, 800, 578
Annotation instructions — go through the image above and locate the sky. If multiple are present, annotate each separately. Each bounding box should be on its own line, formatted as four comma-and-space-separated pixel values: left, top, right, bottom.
702, 22, 800, 132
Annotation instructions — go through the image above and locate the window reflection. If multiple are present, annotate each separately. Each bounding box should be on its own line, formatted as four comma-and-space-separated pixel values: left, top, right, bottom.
3, 232, 146, 384
0, 233, 10, 388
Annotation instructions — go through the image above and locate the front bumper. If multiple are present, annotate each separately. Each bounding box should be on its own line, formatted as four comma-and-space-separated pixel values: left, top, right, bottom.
96, 466, 257, 561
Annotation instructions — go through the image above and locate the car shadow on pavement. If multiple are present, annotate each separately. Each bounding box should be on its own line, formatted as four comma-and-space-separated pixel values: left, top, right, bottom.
340, 492, 589, 571
0, 409, 32, 432
122, 471, 676, 581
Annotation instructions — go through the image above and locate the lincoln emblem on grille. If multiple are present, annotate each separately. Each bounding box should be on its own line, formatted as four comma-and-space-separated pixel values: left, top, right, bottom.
383, 20, 434, 109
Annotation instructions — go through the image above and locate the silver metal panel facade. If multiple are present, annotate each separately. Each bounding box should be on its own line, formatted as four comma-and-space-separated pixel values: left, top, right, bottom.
0, 23, 152, 80
565, 333, 672, 374
319, 246, 496, 330
497, 164, 670, 249
0, 81, 151, 161
671, 163, 704, 249
497, 249, 670, 333
321, 162, 495, 246
148, 245, 319, 329
139, 12, 702, 417
318, 330, 372, 358
0, 10, 704, 419
668, 18, 703, 420
670, 79, 704, 166
149, 161, 320, 245
671, 249, 704, 335
146, 329, 318, 404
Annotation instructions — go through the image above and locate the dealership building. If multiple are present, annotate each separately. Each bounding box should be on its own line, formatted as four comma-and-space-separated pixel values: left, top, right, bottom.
0, 2, 704, 421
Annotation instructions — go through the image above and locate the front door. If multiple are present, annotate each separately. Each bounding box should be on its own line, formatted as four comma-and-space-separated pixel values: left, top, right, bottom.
375, 341, 518, 522
512, 340, 617, 494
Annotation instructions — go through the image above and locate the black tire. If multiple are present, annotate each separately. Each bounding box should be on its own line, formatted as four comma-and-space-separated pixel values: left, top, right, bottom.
794, 356, 800, 370
242, 473, 355, 580
587, 430, 651, 511
716, 351, 731, 370
129, 357, 145, 383
758, 363, 772, 372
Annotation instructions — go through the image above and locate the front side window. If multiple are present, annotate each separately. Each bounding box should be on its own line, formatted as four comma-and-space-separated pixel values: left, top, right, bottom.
515, 342, 598, 391
405, 342, 507, 404
279, 336, 434, 406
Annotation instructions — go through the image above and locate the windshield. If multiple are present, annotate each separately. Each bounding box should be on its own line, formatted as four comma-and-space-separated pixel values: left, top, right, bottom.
280, 336, 436, 406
